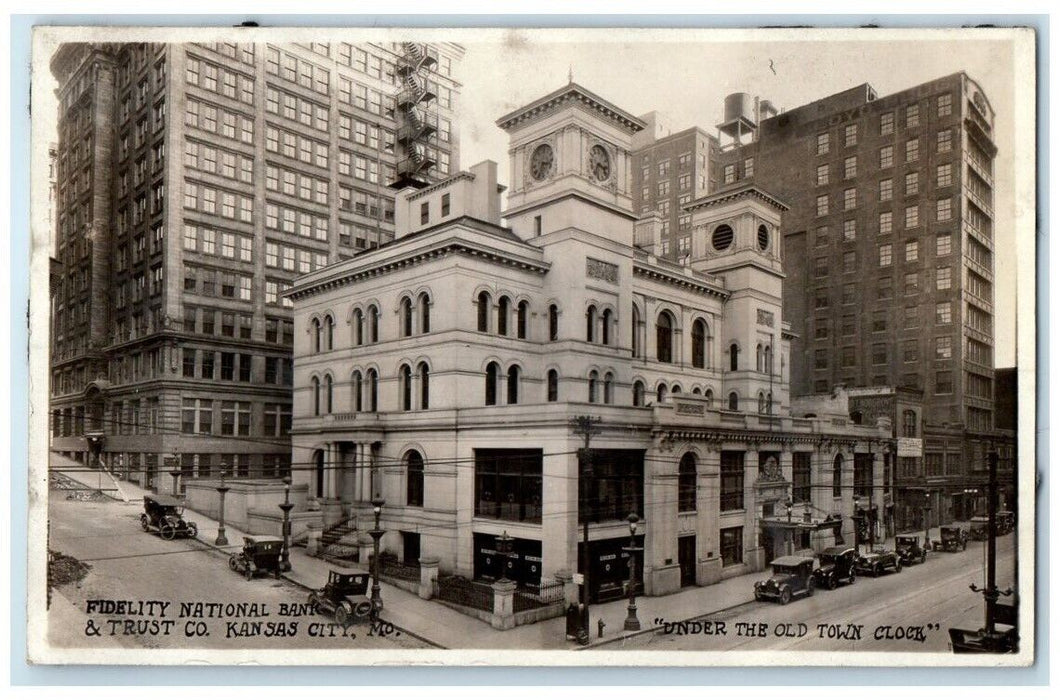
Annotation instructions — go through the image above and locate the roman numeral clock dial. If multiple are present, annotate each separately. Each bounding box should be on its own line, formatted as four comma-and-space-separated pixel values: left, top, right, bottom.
530, 143, 554, 181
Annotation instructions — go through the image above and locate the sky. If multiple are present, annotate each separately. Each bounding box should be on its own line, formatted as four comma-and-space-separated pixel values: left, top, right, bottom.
36, 27, 1030, 366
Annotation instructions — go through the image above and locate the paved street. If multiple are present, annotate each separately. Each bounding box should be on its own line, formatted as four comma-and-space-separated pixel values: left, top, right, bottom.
47, 491, 428, 651
600, 533, 1017, 653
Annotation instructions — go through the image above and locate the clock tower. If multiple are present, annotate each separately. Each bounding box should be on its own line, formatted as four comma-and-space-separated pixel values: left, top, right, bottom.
496, 83, 645, 243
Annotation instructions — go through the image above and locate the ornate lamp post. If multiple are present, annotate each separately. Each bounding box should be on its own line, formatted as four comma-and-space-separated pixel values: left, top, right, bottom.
785, 498, 794, 555
923, 490, 932, 548
278, 475, 294, 572
169, 467, 182, 497
215, 466, 230, 546
622, 512, 642, 632
495, 531, 514, 582
853, 495, 861, 556
368, 495, 386, 620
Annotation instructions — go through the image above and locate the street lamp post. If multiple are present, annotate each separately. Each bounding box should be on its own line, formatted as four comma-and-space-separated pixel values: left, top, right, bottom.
278, 475, 294, 572
496, 531, 513, 582
785, 498, 794, 555
368, 495, 386, 620
853, 495, 861, 556
215, 467, 229, 546
923, 490, 932, 549
169, 468, 182, 497
622, 513, 641, 632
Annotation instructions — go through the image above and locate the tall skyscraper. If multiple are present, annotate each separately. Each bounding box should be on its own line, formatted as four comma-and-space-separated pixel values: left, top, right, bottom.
717, 73, 998, 523
48, 40, 462, 488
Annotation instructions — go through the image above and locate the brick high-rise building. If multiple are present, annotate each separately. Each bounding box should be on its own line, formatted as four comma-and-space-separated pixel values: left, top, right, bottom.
631, 112, 720, 259
48, 40, 463, 488
716, 73, 998, 525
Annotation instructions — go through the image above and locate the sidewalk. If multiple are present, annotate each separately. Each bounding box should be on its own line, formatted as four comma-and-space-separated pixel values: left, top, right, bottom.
52, 464, 943, 650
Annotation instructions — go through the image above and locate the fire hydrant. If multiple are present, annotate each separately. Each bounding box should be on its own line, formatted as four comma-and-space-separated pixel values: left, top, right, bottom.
598, 619, 606, 638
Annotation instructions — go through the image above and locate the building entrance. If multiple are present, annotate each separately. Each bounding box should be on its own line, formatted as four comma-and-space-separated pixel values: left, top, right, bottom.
678, 535, 696, 587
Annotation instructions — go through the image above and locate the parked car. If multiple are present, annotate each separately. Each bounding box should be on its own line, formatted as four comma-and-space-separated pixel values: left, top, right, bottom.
308, 570, 373, 625
968, 516, 990, 541
813, 546, 858, 589
754, 555, 817, 605
228, 537, 284, 581
140, 495, 198, 540
855, 547, 903, 577
894, 535, 928, 566
932, 526, 969, 552
997, 511, 1016, 535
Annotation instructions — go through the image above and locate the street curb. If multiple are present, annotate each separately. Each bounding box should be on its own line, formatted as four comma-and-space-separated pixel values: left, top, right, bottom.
578, 596, 756, 650
192, 534, 447, 650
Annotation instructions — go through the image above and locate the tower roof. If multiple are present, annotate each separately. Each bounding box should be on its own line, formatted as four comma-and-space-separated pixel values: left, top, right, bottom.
685, 184, 790, 213
496, 82, 646, 134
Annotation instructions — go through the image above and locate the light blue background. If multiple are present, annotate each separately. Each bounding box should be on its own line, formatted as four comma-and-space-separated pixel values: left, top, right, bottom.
9, 12, 1049, 686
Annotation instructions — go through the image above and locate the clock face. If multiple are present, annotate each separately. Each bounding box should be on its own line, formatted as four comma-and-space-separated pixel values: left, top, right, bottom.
530, 144, 554, 181
590, 144, 611, 181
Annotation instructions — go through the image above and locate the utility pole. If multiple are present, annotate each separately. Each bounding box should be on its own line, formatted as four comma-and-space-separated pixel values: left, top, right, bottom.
571, 415, 601, 646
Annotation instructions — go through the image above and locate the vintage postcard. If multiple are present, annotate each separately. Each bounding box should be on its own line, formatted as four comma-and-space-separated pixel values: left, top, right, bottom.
26, 25, 1037, 667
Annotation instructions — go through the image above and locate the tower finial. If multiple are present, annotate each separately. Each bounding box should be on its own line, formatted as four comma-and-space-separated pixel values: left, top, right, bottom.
568, 64, 574, 84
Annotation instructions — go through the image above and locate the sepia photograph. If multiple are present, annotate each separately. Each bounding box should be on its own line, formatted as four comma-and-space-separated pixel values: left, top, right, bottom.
25, 24, 1037, 668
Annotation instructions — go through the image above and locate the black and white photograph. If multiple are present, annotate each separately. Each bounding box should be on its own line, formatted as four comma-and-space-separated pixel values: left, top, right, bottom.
25, 24, 1036, 667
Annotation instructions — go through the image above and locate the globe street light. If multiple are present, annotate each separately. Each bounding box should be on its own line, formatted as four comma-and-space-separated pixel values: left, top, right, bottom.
215, 466, 230, 546
278, 475, 294, 572
623, 512, 642, 632
368, 495, 386, 620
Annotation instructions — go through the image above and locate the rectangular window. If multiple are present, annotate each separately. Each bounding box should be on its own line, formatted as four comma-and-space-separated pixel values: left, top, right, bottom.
905, 171, 919, 196
843, 219, 856, 241
841, 315, 856, 336
904, 305, 919, 329
905, 240, 919, 262
872, 344, 887, 365
879, 145, 893, 169
844, 124, 857, 147
880, 112, 894, 135
842, 250, 856, 274
935, 336, 953, 360
872, 311, 887, 333
937, 93, 952, 117
936, 371, 953, 394
905, 205, 919, 228
879, 211, 893, 235
877, 276, 893, 300
936, 302, 952, 325
937, 129, 952, 153
903, 339, 919, 363
816, 164, 829, 186
844, 156, 857, 179
936, 266, 952, 290
814, 226, 828, 247
936, 198, 953, 221
936, 233, 952, 257
879, 243, 892, 267
841, 346, 856, 368
904, 272, 919, 296
719, 451, 745, 512
816, 194, 829, 217
814, 257, 829, 277
841, 282, 855, 305
906, 138, 920, 162
720, 527, 743, 567
937, 163, 953, 187
906, 103, 920, 128
816, 132, 830, 155
815, 348, 829, 369
473, 449, 544, 523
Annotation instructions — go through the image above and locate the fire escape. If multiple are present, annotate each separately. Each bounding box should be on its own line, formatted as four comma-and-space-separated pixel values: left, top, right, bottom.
392, 42, 439, 190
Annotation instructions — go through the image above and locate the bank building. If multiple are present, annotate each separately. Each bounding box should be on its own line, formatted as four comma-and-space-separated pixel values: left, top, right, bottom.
287, 82, 892, 602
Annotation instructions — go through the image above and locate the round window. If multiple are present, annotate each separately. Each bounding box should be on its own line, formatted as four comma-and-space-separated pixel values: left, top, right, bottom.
712, 224, 734, 251
757, 224, 770, 251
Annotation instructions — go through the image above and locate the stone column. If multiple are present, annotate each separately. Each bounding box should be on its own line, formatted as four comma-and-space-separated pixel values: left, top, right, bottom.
418, 555, 439, 600
491, 579, 517, 630
744, 449, 762, 570
306, 522, 322, 556
555, 569, 578, 606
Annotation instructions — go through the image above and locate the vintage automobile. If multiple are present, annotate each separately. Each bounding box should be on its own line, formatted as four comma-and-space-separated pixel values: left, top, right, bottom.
228, 537, 284, 581
968, 516, 990, 541
754, 555, 816, 605
308, 570, 373, 625
140, 495, 198, 540
894, 535, 929, 566
997, 511, 1016, 535
813, 546, 858, 589
933, 525, 969, 551
855, 546, 903, 577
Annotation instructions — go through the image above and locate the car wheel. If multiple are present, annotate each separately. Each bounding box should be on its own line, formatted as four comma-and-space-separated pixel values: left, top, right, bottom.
335, 601, 353, 626
354, 601, 373, 619
895, 560, 903, 573
828, 576, 837, 590
307, 592, 319, 609
185, 523, 198, 539
779, 588, 791, 605
848, 570, 856, 584
754, 593, 762, 602
140, 515, 150, 532
160, 524, 176, 540
228, 555, 239, 572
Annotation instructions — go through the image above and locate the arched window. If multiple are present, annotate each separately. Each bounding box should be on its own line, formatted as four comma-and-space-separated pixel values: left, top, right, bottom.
477, 291, 491, 333
547, 369, 559, 402
419, 293, 431, 334
671, 384, 682, 395
692, 387, 702, 395
311, 376, 321, 416
601, 309, 612, 345
705, 388, 714, 406
756, 344, 764, 373
631, 304, 641, 358
657, 383, 668, 404
728, 391, 739, 411
632, 380, 645, 407
485, 362, 499, 406
324, 315, 334, 351
313, 449, 325, 498
758, 391, 766, 414
729, 343, 739, 371
324, 374, 333, 414
692, 319, 707, 368
586, 305, 597, 343
548, 304, 559, 341
498, 296, 510, 336
507, 365, 520, 404
351, 371, 363, 412
603, 372, 614, 404
367, 305, 379, 343
766, 345, 774, 375
312, 318, 321, 354
400, 364, 412, 411
517, 301, 529, 339
352, 309, 364, 346
678, 453, 697, 512
419, 362, 430, 409
656, 312, 673, 363
401, 297, 413, 337
766, 391, 773, 415
588, 370, 599, 403
366, 368, 378, 411
406, 450, 424, 507
833, 454, 844, 497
